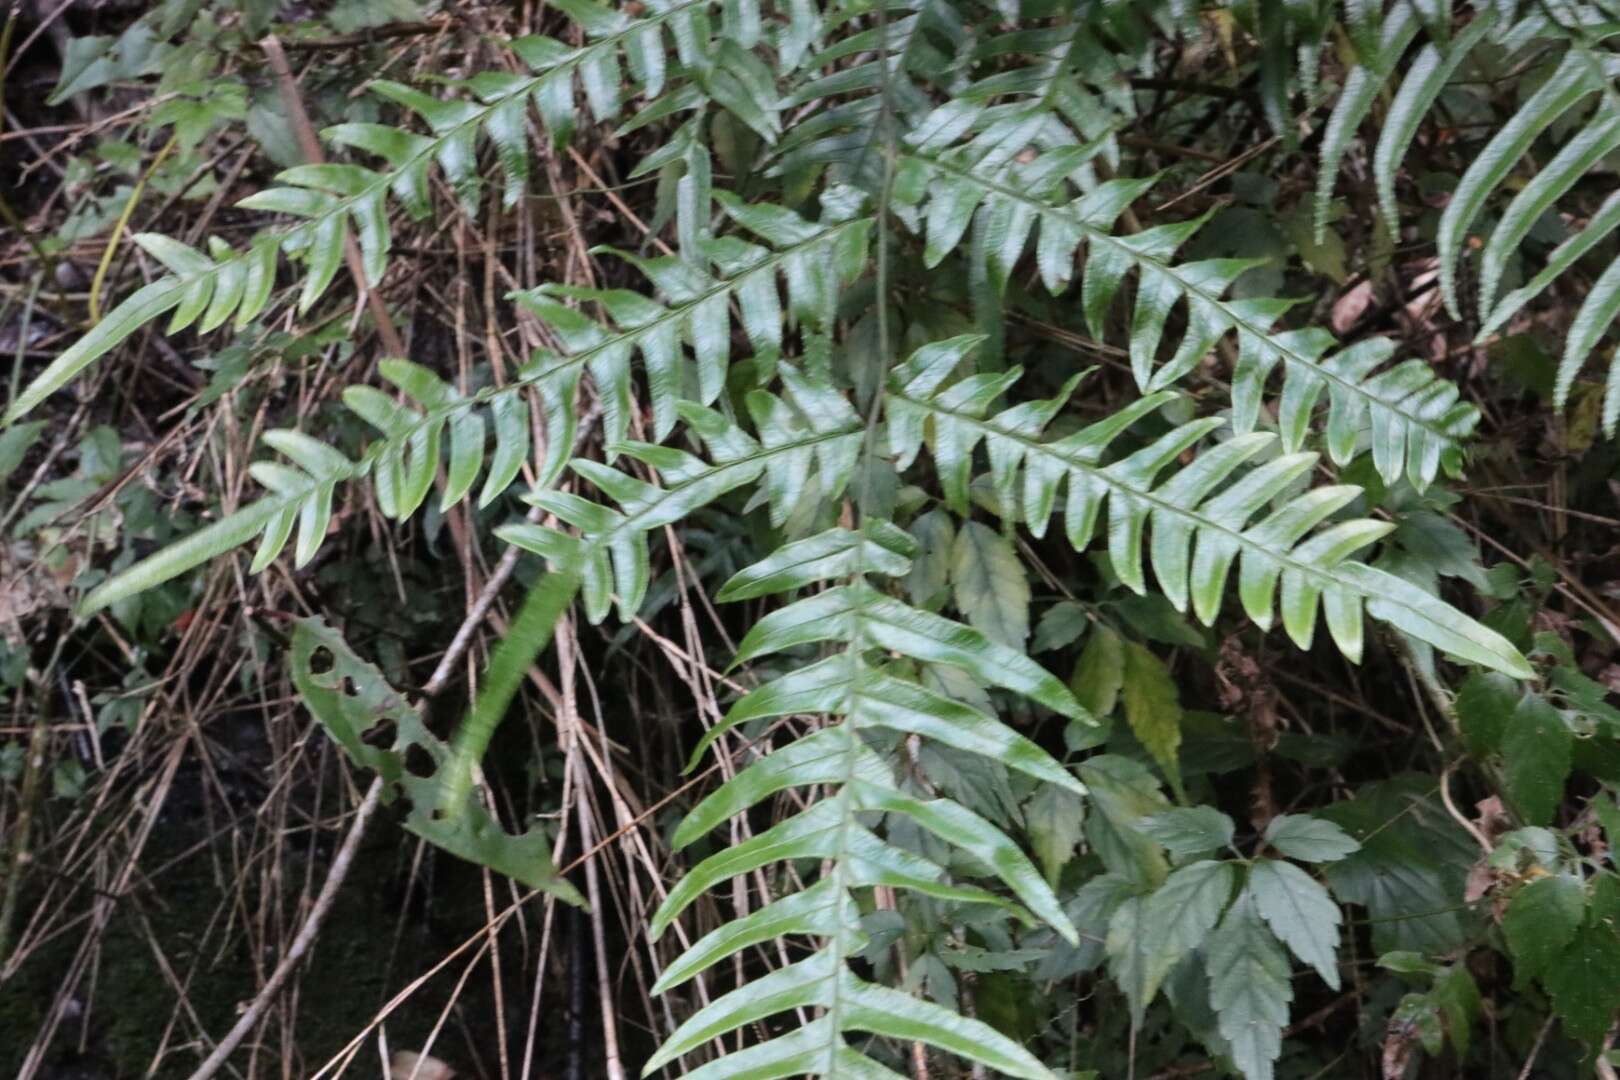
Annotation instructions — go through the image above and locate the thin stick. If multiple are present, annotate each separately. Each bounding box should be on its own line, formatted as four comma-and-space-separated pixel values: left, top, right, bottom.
87, 133, 178, 322
560, 624, 629, 1080
183, 775, 384, 1080
259, 35, 408, 358
0, 670, 54, 966
1515, 1014, 1557, 1080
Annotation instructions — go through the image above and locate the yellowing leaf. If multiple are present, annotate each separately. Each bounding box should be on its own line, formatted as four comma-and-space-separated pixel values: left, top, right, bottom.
1122, 641, 1184, 798
1071, 623, 1125, 718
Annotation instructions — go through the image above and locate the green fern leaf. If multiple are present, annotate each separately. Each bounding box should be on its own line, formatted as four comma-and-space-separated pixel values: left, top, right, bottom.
888, 341, 1531, 676
894, 149, 1479, 489
646, 531, 1083, 1078
289, 617, 585, 906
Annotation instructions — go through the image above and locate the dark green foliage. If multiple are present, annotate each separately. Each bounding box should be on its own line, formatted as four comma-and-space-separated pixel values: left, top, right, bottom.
14, 0, 1620, 1075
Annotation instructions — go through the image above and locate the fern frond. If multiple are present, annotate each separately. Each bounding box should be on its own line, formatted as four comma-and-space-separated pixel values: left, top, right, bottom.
1460, 40, 1620, 431
4, 233, 279, 425
1438, 45, 1620, 319
645, 529, 1087, 1079
1315, 4, 1620, 433
288, 615, 585, 905
886, 336, 1532, 677
498, 367, 863, 623
76, 202, 868, 615
4, 0, 818, 426
78, 429, 359, 616
895, 147, 1478, 490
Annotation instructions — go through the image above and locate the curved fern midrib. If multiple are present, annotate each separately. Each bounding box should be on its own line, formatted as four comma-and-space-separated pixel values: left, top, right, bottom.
819, 646, 862, 1074
909, 153, 1461, 442
897, 390, 1400, 614
298, 0, 717, 230
110, 0, 726, 321
365, 220, 868, 469
570, 428, 859, 561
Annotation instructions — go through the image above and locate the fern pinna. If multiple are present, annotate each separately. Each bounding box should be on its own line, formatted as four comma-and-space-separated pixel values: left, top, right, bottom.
16, 0, 1609, 1074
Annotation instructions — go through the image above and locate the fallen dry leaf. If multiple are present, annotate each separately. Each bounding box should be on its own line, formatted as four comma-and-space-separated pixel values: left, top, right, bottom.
1331, 279, 1376, 335
390, 1051, 455, 1080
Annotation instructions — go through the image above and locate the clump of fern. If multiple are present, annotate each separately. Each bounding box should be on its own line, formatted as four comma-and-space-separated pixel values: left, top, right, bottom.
17, 0, 1616, 1075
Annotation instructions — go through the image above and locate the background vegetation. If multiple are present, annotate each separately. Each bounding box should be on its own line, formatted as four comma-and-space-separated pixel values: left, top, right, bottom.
1, 0, 1619, 1077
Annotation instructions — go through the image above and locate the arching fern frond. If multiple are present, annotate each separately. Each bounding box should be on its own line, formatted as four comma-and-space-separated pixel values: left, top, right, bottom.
644, 528, 1087, 1079
4, 233, 280, 425
1482, 187, 1620, 431
498, 368, 864, 622
4, 1, 822, 427
1438, 44, 1620, 321
893, 147, 1479, 490
1315, 3, 1620, 433
1459, 41, 1620, 432
74, 200, 869, 616
886, 337, 1532, 677
78, 429, 359, 616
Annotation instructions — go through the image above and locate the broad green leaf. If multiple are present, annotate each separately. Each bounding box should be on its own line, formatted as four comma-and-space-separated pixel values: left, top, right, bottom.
1070, 622, 1124, 717
1503, 873, 1585, 984
1081, 755, 1172, 888
1502, 693, 1572, 827
1033, 600, 1089, 653
1545, 880, 1620, 1045
0, 422, 47, 485
1263, 814, 1359, 863
1106, 893, 1177, 1026
1142, 807, 1234, 858
1207, 893, 1292, 1080
1026, 785, 1086, 885
1432, 963, 1483, 1057
1146, 859, 1236, 966
1455, 671, 1520, 757
1249, 858, 1343, 989
905, 508, 957, 607
950, 521, 1030, 649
